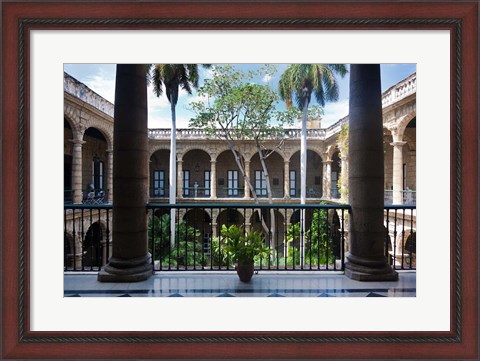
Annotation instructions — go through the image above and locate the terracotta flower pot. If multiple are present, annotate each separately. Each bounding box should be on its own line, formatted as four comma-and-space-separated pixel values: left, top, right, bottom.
236, 261, 254, 282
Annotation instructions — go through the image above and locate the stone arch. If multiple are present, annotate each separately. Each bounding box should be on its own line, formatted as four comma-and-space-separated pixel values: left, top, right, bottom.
289, 149, 324, 198
395, 228, 416, 253
149, 143, 171, 158
249, 208, 285, 251
64, 107, 84, 141
393, 228, 416, 268
83, 221, 105, 269
397, 112, 416, 140
216, 150, 245, 198
82, 127, 109, 194
83, 118, 113, 149
64, 231, 76, 269
216, 209, 245, 236
182, 146, 213, 161
249, 150, 286, 198
182, 149, 212, 198
150, 149, 171, 198
325, 144, 338, 161
183, 209, 212, 248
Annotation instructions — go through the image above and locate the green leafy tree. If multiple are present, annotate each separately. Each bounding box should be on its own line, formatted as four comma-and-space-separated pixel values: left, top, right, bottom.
189, 65, 298, 248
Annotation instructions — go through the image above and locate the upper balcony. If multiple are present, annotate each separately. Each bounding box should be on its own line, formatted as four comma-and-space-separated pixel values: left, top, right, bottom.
382, 72, 416, 108
148, 127, 329, 141
64, 72, 114, 117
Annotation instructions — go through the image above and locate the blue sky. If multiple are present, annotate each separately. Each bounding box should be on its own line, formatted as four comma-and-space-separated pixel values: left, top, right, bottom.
64, 63, 416, 129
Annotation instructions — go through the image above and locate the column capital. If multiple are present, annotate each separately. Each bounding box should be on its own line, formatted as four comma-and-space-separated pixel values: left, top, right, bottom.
322, 159, 333, 164
390, 141, 407, 147
70, 139, 86, 145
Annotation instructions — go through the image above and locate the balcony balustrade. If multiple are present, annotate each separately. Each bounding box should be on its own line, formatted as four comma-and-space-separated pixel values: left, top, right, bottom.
384, 189, 416, 205
64, 203, 416, 273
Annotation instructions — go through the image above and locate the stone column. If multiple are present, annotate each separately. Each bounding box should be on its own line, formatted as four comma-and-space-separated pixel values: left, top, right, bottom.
177, 160, 183, 198
323, 160, 332, 199
244, 160, 251, 199
391, 141, 406, 204
98, 64, 153, 282
70, 137, 85, 204
346, 64, 398, 281
210, 160, 217, 199
284, 160, 290, 198
106, 148, 113, 203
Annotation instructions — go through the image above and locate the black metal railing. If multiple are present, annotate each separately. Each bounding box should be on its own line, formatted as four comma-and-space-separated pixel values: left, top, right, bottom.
384, 205, 416, 270
64, 204, 112, 271
146, 203, 348, 272
63, 203, 416, 272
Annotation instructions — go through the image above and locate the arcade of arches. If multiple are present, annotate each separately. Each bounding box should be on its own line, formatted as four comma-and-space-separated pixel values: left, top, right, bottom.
63, 71, 416, 274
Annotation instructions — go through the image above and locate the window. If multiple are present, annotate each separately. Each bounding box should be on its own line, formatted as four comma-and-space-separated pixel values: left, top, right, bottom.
255, 170, 267, 196
227, 170, 239, 196
92, 159, 104, 191
289, 170, 296, 197
204, 171, 211, 196
183, 170, 190, 196
153, 170, 165, 196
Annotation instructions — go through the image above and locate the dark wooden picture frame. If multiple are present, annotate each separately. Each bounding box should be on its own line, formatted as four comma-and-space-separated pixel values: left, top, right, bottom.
1, 1, 478, 359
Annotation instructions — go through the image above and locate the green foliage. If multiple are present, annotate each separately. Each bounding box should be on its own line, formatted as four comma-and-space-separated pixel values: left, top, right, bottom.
189, 65, 297, 139
210, 236, 234, 267
284, 207, 335, 267
307, 208, 334, 265
337, 123, 349, 199
148, 214, 204, 267
279, 64, 348, 110
220, 224, 270, 264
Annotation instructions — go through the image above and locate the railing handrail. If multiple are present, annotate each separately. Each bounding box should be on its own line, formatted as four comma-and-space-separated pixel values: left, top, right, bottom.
63, 203, 417, 210
146, 203, 351, 210
384, 204, 416, 210
65, 204, 113, 210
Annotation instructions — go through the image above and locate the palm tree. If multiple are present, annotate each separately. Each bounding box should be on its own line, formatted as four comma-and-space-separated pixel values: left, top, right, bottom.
150, 64, 209, 246
279, 64, 347, 266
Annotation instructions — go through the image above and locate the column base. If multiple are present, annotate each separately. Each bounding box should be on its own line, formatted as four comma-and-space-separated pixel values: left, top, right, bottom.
345, 260, 398, 282
98, 254, 153, 282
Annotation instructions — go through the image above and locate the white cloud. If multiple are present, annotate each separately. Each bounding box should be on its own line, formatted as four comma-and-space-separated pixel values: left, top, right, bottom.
148, 112, 191, 129
321, 99, 349, 128
83, 73, 116, 103
262, 74, 272, 83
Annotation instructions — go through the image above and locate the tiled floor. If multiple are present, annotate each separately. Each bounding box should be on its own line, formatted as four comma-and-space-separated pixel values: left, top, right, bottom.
64, 271, 416, 297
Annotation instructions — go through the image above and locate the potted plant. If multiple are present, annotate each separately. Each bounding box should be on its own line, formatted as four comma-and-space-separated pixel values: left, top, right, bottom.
220, 224, 270, 282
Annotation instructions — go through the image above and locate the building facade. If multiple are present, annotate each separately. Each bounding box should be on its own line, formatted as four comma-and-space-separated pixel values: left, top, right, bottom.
64, 71, 416, 271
